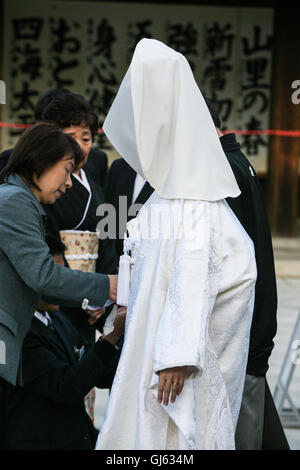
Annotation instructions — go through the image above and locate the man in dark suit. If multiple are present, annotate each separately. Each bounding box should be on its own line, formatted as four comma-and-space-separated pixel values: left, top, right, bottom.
6, 236, 125, 450
204, 97, 289, 450
105, 158, 154, 258
0, 89, 108, 191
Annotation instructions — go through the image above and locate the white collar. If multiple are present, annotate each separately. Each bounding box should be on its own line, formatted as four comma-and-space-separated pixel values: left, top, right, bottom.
73, 169, 91, 193
34, 311, 52, 326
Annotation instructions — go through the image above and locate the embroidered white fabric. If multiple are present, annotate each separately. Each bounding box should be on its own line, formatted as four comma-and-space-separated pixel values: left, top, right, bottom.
96, 193, 256, 450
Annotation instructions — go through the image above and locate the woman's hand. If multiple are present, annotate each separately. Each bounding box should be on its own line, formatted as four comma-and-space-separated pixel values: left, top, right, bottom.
157, 366, 187, 406
86, 307, 106, 325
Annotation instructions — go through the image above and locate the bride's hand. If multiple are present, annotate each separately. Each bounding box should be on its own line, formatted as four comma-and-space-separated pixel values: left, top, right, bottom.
157, 366, 187, 406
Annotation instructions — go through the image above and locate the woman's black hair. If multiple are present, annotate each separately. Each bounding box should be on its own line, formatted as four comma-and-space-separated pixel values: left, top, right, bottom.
42, 93, 99, 140
0, 122, 84, 188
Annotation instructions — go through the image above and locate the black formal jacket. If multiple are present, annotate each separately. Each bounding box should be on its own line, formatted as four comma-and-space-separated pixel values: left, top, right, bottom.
0, 147, 108, 190
222, 133, 277, 376
44, 172, 118, 275
84, 147, 108, 191
43, 169, 118, 343
105, 158, 154, 258
7, 311, 120, 450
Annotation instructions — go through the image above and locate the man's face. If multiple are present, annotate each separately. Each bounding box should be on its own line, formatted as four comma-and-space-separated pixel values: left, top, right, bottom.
36, 253, 65, 313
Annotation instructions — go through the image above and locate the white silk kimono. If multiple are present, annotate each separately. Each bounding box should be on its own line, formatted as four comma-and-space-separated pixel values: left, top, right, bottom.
96, 192, 257, 450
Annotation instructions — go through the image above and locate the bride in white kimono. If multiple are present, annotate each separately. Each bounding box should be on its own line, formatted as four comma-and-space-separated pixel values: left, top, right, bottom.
96, 39, 257, 450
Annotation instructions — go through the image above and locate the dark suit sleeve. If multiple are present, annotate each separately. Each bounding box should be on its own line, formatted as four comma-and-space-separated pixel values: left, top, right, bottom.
22, 335, 119, 405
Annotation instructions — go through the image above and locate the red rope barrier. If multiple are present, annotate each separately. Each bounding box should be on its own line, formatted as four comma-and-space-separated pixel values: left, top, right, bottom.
0, 122, 300, 137
223, 130, 300, 137
0, 122, 32, 129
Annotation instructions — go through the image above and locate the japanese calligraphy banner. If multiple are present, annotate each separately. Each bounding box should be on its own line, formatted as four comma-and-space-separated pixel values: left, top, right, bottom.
1, 0, 273, 173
